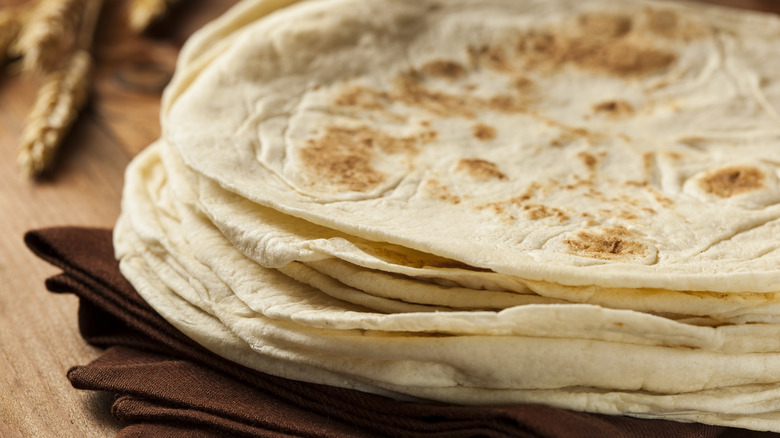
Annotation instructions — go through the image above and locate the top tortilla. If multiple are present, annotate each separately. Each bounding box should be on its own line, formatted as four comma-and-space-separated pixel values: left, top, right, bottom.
165, 0, 780, 292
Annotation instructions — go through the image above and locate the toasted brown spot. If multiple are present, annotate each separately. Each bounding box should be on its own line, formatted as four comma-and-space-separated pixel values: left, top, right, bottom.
514, 76, 534, 90
472, 123, 497, 141
618, 210, 639, 220
565, 226, 648, 261
579, 13, 633, 38
422, 60, 468, 80
524, 204, 569, 221
647, 187, 674, 208
391, 71, 530, 118
646, 9, 678, 34
645, 8, 707, 40
455, 158, 507, 181
517, 29, 675, 77
488, 95, 527, 113
593, 100, 634, 117
469, 45, 512, 72
393, 74, 475, 118
665, 151, 683, 161
300, 126, 428, 192
699, 166, 766, 198
335, 86, 390, 110
424, 178, 461, 204
578, 151, 599, 170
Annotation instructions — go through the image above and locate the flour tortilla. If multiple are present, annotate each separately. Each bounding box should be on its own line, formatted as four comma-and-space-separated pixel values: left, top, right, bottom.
166, 0, 780, 293
119, 143, 780, 354
114, 145, 780, 432
159, 138, 554, 312
114, 216, 780, 432
156, 136, 780, 322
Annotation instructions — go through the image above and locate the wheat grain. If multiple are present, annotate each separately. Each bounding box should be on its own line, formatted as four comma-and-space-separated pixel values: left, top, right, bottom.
17, 50, 91, 178
0, 9, 22, 64
13, 0, 86, 72
129, 0, 176, 32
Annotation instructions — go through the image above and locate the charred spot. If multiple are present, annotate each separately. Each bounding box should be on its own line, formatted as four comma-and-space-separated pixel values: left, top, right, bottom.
646, 9, 678, 35
471, 123, 497, 141
469, 45, 512, 72
516, 28, 675, 77
392, 74, 475, 118
578, 13, 633, 38
699, 166, 766, 198
423, 178, 462, 204
422, 59, 468, 80
578, 151, 599, 170
593, 100, 634, 117
335, 86, 390, 110
565, 226, 648, 261
299, 126, 426, 192
524, 204, 569, 221
454, 158, 507, 182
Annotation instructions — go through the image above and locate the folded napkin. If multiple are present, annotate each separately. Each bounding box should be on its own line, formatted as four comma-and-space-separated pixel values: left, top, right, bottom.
24, 227, 779, 438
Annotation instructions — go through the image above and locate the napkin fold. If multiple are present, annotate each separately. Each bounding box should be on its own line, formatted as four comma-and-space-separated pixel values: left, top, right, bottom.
24, 227, 778, 438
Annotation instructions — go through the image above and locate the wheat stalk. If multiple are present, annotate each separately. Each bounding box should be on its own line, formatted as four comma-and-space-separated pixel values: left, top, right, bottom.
12, 0, 86, 72
129, 0, 176, 32
16, 0, 102, 179
16, 49, 92, 178
0, 8, 23, 64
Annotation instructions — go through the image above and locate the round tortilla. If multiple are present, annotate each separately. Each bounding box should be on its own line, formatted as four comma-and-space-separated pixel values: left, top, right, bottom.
166, 0, 780, 293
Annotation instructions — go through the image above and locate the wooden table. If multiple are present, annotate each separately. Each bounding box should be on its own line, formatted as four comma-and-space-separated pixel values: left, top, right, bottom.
0, 0, 777, 436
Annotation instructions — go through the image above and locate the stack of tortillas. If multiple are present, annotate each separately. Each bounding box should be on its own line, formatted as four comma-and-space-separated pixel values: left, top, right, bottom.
114, 0, 780, 432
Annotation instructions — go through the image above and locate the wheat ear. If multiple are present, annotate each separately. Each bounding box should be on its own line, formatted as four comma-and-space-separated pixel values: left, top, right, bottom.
0, 8, 23, 64
16, 0, 102, 179
12, 0, 86, 72
129, 0, 176, 32
16, 50, 92, 178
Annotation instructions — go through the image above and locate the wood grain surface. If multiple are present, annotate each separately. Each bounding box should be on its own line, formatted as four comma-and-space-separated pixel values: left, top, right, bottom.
0, 1, 237, 437
0, 1, 777, 437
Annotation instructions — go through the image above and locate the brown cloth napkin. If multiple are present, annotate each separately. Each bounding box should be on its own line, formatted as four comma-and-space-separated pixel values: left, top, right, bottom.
24, 227, 780, 438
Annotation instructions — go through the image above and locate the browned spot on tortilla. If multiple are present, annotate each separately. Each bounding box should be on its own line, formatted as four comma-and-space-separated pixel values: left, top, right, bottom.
645, 8, 707, 40
524, 204, 569, 221
300, 126, 429, 192
455, 158, 507, 181
517, 28, 675, 77
619, 210, 639, 220
422, 60, 468, 80
647, 187, 674, 208
513, 76, 534, 90
578, 13, 633, 38
392, 71, 531, 118
487, 95, 528, 113
646, 9, 678, 35
699, 166, 766, 198
472, 123, 497, 141
578, 151, 599, 170
565, 226, 648, 261
469, 45, 512, 72
613, 321, 625, 327
593, 100, 634, 117
335, 86, 390, 110
393, 74, 475, 118
424, 178, 461, 204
